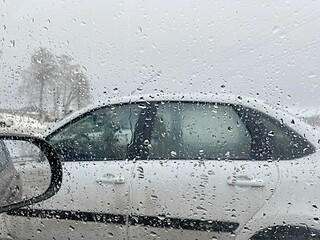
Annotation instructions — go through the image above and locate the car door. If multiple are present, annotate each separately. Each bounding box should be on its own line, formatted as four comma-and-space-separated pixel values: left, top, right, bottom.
4, 103, 142, 240
129, 101, 280, 240
232, 106, 318, 239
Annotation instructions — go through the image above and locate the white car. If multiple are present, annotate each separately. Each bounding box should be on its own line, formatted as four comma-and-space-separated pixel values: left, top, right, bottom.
4, 93, 320, 240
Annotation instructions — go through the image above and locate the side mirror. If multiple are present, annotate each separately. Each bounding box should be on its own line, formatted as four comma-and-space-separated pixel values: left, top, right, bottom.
0, 134, 62, 214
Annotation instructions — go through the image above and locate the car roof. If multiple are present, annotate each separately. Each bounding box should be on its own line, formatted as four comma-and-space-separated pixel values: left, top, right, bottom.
45, 93, 259, 130
58, 92, 265, 118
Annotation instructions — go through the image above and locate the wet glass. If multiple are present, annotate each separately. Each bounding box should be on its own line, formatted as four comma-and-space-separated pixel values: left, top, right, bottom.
1, 1, 320, 239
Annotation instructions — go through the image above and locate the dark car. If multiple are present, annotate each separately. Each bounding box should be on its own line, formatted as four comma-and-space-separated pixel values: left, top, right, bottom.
0, 117, 13, 128
0, 140, 22, 206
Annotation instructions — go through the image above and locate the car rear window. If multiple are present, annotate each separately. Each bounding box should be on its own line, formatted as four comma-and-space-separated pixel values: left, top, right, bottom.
234, 105, 316, 160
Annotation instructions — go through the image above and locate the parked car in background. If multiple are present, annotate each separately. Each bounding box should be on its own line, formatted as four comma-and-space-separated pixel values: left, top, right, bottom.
4, 93, 320, 240
0, 117, 13, 128
0, 140, 22, 206
0, 134, 63, 238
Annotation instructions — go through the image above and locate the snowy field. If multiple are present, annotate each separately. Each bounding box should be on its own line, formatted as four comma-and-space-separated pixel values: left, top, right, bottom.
0, 112, 50, 136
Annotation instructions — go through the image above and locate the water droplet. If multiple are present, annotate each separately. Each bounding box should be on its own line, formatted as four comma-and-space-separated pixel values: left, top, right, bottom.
267, 131, 275, 136
10, 40, 15, 47
272, 25, 280, 34
170, 151, 177, 157
151, 195, 158, 200
69, 225, 75, 231
196, 206, 207, 212
308, 72, 316, 78
137, 166, 144, 173
138, 104, 147, 109
150, 231, 157, 237
236, 96, 242, 102
157, 215, 166, 220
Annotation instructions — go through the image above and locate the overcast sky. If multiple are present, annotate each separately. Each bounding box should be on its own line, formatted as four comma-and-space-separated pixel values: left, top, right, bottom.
1, 1, 320, 113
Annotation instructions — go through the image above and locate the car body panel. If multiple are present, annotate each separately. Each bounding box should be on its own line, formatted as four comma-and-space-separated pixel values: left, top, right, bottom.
236, 151, 320, 239
129, 159, 278, 239
5, 160, 133, 240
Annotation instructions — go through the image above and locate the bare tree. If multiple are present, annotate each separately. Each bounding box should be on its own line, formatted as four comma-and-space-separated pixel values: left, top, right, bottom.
75, 70, 91, 110
54, 55, 92, 117
20, 48, 58, 119
19, 48, 92, 120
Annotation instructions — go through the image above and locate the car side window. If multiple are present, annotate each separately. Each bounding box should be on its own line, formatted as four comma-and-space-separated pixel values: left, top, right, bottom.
235, 106, 316, 160
48, 104, 141, 161
149, 102, 252, 160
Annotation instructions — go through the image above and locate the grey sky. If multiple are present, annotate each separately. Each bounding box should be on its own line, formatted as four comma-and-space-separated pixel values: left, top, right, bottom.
1, 0, 320, 112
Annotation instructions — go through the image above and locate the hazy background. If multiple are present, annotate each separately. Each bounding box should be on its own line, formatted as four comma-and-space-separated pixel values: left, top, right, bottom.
1, 0, 320, 115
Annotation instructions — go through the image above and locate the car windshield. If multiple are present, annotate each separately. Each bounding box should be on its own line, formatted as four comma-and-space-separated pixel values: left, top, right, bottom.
1, 1, 320, 239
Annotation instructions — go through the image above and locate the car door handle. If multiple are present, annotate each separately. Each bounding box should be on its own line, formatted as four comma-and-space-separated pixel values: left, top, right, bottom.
96, 173, 126, 184
227, 176, 265, 187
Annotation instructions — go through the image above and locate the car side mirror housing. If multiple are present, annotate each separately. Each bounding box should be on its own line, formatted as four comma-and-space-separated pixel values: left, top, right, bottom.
0, 134, 62, 214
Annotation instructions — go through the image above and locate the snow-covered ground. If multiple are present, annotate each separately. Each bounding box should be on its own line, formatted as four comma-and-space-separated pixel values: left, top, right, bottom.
267, 105, 320, 128
0, 112, 50, 136
284, 106, 320, 118
291, 107, 320, 128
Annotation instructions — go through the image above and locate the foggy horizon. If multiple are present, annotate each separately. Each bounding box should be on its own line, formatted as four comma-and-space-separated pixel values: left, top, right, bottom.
1, 0, 320, 112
